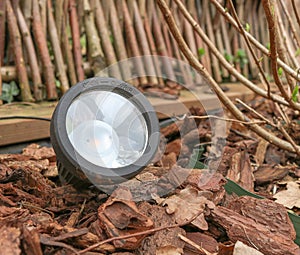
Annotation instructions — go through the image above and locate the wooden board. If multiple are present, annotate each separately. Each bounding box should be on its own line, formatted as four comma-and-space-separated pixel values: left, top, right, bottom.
0, 83, 256, 146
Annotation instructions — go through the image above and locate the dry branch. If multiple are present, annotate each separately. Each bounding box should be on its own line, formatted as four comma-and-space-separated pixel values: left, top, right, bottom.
16, 6, 43, 101
132, 0, 158, 85
91, 0, 122, 79
122, 0, 148, 85
32, 0, 57, 99
61, 0, 77, 86
157, 0, 300, 154
47, 0, 69, 94
6, 0, 33, 102
0, 0, 6, 66
83, 0, 106, 75
174, 0, 293, 108
108, 0, 134, 84
210, 0, 300, 82
69, 0, 85, 81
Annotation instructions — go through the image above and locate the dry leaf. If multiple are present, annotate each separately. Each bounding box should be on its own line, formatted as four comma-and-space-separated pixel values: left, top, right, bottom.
160, 186, 214, 230
273, 182, 300, 209
98, 187, 154, 250
255, 139, 269, 165
156, 246, 183, 255
233, 241, 263, 255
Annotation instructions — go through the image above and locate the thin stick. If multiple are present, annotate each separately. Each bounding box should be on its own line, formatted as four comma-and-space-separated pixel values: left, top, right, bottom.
188, 115, 266, 125
91, 0, 121, 79
61, 0, 77, 86
16, 6, 43, 101
47, 0, 69, 94
178, 234, 216, 255
0, 0, 6, 66
108, 0, 134, 84
262, 0, 296, 109
132, 0, 158, 85
228, 0, 271, 97
69, 0, 85, 81
83, 0, 106, 75
291, 0, 300, 29
235, 98, 275, 127
122, 0, 148, 85
6, 0, 33, 102
279, 0, 300, 49
32, 0, 57, 99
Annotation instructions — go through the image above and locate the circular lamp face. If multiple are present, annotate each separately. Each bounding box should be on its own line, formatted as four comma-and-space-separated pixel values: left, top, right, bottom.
66, 91, 148, 168
50, 77, 160, 187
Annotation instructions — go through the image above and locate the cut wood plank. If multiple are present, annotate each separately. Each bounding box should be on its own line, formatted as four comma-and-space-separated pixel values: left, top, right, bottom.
0, 84, 255, 146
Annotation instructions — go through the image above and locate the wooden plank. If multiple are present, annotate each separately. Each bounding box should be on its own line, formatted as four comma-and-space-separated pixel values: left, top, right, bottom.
0, 83, 255, 146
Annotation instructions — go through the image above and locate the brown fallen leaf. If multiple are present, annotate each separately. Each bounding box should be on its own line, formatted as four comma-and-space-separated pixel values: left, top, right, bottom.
273, 181, 300, 209
227, 150, 254, 192
158, 186, 214, 230
254, 139, 269, 166
254, 164, 290, 185
233, 241, 263, 255
98, 187, 154, 250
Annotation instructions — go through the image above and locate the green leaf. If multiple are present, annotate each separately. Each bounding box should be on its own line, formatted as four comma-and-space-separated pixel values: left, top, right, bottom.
224, 51, 233, 62
295, 48, 300, 57
80, 35, 86, 48
278, 67, 283, 76
188, 147, 207, 169
292, 85, 299, 102
0, 81, 20, 103
266, 42, 270, 50
245, 23, 250, 32
198, 48, 205, 58
55, 79, 61, 88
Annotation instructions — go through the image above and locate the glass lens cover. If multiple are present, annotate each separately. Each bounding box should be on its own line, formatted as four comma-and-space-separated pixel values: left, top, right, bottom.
66, 91, 148, 168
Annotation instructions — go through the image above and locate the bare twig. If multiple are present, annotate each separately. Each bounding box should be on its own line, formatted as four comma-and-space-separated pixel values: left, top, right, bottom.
291, 0, 300, 29
178, 234, 216, 255
16, 6, 42, 101
262, 0, 297, 109
228, 0, 271, 98
6, 0, 33, 102
188, 115, 266, 125
278, 0, 300, 49
235, 98, 275, 127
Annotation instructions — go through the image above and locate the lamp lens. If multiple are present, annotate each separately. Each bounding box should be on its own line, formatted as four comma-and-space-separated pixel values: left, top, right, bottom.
66, 91, 148, 168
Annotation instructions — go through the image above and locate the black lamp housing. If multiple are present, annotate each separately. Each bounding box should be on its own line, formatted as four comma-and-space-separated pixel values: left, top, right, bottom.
50, 77, 160, 188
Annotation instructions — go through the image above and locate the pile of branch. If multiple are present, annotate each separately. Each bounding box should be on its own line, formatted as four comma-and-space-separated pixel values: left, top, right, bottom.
0, 0, 298, 103
156, 0, 300, 156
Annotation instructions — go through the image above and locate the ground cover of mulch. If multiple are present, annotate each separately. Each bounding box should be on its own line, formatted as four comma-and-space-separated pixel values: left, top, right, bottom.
1, 98, 300, 255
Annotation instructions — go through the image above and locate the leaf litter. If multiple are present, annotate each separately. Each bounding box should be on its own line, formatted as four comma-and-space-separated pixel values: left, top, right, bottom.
0, 101, 300, 254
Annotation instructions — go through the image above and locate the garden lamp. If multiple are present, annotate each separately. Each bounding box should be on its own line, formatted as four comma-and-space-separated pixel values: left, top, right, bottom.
50, 77, 160, 187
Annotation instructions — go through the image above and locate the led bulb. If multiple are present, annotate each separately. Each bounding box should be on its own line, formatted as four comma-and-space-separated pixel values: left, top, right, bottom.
69, 120, 119, 167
